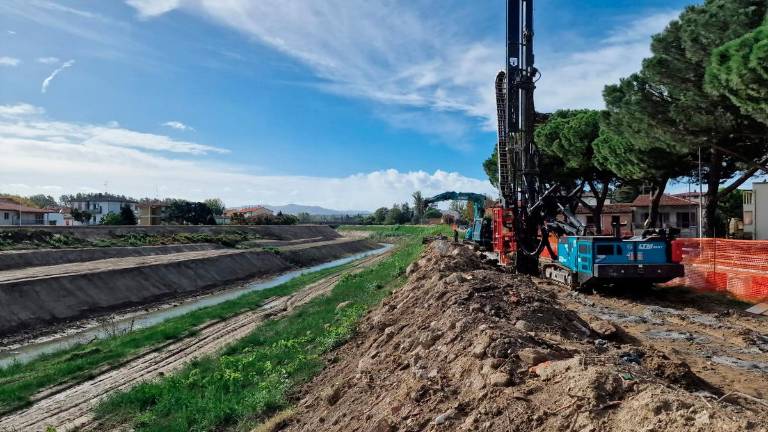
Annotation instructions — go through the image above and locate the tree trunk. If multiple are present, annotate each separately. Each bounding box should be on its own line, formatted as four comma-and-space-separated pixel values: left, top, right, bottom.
644, 177, 669, 229
586, 179, 611, 234
703, 149, 723, 238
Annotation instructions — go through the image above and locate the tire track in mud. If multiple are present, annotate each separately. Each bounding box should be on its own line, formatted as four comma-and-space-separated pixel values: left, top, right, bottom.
533, 279, 768, 399
0, 250, 391, 432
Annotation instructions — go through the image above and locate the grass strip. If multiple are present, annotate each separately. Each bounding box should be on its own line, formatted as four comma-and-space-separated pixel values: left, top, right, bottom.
94, 226, 447, 432
0, 263, 354, 412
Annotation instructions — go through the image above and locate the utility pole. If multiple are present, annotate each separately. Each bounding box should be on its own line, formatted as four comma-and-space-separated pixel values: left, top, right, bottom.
698, 146, 703, 238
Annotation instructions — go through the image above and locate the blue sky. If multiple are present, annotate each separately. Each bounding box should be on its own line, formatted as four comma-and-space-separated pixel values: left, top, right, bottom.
0, 0, 696, 209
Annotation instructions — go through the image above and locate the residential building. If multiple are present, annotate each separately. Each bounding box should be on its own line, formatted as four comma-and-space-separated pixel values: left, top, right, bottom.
575, 194, 700, 237
631, 194, 700, 237
0, 198, 56, 225
224, 206, 274, 218
577, 203, 633, 236
743, 182, 768, 240
43, 207, 79, 226
673, 191, 706, 204
68, 196, 138, 225
138, 202, 169, 226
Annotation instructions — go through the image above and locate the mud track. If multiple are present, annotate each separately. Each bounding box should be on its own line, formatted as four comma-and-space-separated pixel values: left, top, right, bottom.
0, 249, 391, 432
535, 279, 768, 399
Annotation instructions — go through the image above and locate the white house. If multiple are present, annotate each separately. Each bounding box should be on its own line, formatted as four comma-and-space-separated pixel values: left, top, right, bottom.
68, 197, 138, 225
743, 183, 768, 240
0, 199, 58, 226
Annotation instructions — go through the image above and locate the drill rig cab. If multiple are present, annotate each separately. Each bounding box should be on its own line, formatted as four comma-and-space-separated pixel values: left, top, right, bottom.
494, 0, 684, 289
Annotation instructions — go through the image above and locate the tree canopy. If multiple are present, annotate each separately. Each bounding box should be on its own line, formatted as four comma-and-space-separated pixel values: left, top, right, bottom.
204, 198, 226, 216
534, 109, 617, 233
597, 0, 768, 234
706, 20, 768, 125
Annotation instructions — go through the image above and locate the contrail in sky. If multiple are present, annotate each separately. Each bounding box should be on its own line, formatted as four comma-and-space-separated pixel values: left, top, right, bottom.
41, 59, 75, 93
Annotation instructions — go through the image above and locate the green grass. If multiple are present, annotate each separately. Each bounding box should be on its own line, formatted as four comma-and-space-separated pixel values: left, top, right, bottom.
339, 224, 444, 242
94, 225, 448, 432
0, 264, 351, 413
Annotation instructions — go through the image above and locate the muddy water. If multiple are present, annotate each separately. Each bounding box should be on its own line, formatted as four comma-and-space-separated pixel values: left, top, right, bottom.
0, 244, 392, 367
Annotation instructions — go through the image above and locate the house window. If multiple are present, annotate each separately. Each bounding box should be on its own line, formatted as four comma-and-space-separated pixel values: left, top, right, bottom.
659, 212, 670, 225
744, 211, 754, 225
676, 212, 691, 229
3, 212, 8, 220
586, 215, 595, 224
744, 192, 753, 205
611, 215, 621, 226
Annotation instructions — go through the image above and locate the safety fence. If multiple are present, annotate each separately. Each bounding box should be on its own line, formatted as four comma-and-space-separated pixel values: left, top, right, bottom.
668, 238, 768, 303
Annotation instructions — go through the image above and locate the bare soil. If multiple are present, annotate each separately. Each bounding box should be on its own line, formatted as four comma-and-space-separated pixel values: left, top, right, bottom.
280, 241, 768, 432
0, 249, 392, 432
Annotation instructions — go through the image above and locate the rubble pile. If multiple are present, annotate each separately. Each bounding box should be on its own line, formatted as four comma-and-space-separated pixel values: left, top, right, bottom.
283, 241, 768, 431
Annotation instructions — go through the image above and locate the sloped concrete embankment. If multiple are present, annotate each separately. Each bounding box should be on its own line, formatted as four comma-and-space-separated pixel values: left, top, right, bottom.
0, 224, 341, 242
0, 243, 222, 271
0, 238, 377, 337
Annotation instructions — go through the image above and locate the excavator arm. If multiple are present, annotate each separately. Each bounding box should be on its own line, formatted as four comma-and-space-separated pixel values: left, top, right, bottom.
424, 191, 486, 219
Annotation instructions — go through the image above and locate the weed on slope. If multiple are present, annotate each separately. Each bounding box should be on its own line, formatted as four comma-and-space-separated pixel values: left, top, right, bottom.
0, 264, 349, 413
94, 229, 441, 431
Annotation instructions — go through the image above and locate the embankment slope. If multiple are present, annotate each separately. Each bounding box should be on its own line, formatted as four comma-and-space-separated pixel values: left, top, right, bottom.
283, 241, 767, 431
0, 235, 377, 337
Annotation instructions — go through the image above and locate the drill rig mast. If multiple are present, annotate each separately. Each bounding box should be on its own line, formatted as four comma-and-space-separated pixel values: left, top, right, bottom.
494, 0, 546, 273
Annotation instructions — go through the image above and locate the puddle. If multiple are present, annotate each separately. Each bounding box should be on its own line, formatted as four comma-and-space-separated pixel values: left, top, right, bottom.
0, 244, 392, 367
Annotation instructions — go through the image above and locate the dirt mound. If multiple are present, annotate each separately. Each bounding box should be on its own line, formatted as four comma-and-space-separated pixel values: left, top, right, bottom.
282, 241, 768, 431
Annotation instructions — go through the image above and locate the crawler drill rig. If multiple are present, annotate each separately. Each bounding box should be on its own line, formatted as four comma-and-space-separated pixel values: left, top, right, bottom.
493, 0, 684, 288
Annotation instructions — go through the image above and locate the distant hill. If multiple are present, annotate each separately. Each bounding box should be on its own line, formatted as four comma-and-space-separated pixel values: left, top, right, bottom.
264, 204, 370, 216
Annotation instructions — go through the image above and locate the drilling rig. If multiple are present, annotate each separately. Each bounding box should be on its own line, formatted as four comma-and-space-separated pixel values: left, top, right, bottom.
493, 0, 684, 289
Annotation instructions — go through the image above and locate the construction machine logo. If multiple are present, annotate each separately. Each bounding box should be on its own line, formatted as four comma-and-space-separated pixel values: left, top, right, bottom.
509, 57, 518, 67
638, 243, 663, 250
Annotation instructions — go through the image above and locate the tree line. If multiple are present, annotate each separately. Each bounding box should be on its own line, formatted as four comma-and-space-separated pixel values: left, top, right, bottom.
485, 0, 768, 237
2, 192, 230, 226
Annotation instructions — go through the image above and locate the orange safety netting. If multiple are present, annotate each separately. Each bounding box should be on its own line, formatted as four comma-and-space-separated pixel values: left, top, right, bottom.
667, 238, 768, 303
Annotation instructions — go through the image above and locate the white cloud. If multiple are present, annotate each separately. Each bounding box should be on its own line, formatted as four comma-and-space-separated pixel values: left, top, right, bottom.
0, 56, 20, 66
162, 121, 195, 132
37, 57, 60, 64
125, 0, 181, 18
0, 104, 493, 209
535, 11, 680, 112
0, 103, 45, 117
0, 103, 226, 155
41, 59, 75, 93
124, 2, 679, 135
6, 30, 16, 35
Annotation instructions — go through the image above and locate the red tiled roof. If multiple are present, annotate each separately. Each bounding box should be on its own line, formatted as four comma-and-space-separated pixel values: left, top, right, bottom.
576, 203, 634, 214
673, 192, 703, 198
0, 199, 50, 213
224, 206, 273, 216
632, 194, 696, 207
